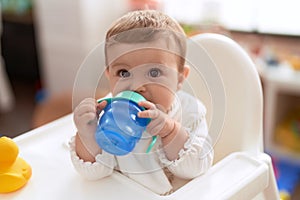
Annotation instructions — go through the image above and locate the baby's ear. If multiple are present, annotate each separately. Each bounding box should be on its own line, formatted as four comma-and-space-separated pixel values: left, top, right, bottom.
177, 65, 190, 90
105, 67, 110, 79
182, 65, 190, 78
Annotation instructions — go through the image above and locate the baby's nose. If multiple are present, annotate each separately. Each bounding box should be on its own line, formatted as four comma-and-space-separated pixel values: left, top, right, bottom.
134, 84, 146, 93
128, 75, 148, 92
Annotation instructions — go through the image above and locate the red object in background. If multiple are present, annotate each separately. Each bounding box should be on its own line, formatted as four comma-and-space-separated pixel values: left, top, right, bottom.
271, 156, 278, 178
128, 0, 162, 10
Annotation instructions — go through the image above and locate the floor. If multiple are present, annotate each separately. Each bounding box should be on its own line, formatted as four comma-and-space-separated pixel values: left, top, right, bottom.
0, 80, 36, 138
0, 79, 72, 137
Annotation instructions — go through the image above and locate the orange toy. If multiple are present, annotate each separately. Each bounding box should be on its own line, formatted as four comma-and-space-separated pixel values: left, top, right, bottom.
287, 55, 300, 71
0, 136, 32, 193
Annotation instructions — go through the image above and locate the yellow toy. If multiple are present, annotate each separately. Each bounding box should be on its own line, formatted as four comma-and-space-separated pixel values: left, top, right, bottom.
275, 107, 300, 152
0, 136, 32, 193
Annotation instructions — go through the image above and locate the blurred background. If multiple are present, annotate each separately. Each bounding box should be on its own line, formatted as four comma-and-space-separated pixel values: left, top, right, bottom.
0, 0, 300, 198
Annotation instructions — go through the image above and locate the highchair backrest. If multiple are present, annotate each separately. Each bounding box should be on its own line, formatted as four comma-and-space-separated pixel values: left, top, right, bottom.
73, 33, 264, 165
183, 33, 263, 164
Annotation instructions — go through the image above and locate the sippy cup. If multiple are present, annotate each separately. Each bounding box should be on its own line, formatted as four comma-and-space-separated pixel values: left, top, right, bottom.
95, 91, 154, 156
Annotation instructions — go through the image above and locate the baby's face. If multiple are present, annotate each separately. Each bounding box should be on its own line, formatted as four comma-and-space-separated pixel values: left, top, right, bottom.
106, 48, 185, 112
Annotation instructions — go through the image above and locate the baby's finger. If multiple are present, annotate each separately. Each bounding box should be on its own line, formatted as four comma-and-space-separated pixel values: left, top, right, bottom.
77, 98, 96, 108
96, 100, 107, 116
138, 101, 156, 110
75, 99, 96, 111
138, 109, 159, 119
97, 100, 107, 110
80, 112, 97, 125
82, 98, 96, 104
75, 104, 97, 117
74, 112, 95, 126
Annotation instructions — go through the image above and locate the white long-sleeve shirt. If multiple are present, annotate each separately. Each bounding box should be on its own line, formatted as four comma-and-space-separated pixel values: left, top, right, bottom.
70, 91, 214, 195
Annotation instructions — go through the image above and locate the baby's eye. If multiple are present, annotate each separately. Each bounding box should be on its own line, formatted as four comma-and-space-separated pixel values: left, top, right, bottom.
117, 69, 131, 78
148, 68, 161, 77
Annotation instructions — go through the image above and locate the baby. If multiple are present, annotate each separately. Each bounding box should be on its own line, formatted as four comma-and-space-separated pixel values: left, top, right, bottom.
70, 10, 213, 195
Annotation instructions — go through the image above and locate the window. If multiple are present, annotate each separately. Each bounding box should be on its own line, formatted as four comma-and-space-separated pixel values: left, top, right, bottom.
163, 0, 300, 36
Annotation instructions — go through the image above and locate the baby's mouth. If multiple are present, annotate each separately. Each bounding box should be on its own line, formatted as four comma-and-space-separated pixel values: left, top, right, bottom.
135, 91, 149, 100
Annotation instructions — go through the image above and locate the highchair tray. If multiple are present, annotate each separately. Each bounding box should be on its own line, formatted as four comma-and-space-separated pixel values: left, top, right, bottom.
0, 114, 269, 200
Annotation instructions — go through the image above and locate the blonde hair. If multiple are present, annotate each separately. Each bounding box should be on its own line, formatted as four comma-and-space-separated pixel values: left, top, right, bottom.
105, 10, 186, 71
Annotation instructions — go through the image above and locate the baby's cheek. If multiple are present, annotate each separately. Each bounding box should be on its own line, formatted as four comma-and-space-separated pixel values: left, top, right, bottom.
157, 93, 175, 111
111, 80, 131, 95
149, 76, 177, 91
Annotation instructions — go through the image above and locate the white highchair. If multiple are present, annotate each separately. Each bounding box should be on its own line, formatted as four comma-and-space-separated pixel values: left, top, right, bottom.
2, 33, 279, 200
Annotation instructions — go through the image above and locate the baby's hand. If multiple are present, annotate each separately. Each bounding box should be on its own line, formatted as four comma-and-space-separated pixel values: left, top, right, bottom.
73, 98, 107, 137
138, 101, 175, 138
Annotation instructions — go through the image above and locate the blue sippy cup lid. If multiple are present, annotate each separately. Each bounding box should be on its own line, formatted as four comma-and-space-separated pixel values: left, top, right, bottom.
98, 90, 147, 105
115, 90, 147, 104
